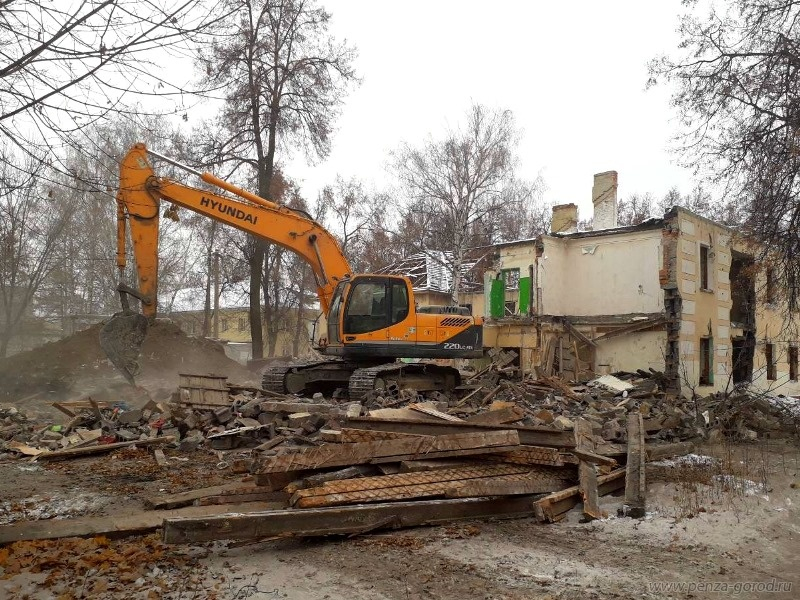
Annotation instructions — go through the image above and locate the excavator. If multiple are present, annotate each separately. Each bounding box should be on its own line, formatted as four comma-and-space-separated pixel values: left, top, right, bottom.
100, 143, 483, 398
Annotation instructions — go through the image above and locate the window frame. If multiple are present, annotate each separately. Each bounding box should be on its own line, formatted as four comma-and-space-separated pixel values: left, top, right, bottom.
699, 244, 711, 291
765, 342, 777, 380
699, 336, 713, 386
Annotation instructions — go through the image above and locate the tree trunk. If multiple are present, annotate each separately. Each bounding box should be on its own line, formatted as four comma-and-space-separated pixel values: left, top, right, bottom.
249, 240, 265, 359
202, 249, 212, 337
292, 264, 309, 356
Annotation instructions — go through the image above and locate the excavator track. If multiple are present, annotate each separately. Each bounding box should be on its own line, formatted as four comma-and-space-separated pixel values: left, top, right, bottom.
262, 359, 461, 400
348, 362, 461, 400
262, 360, 338, 395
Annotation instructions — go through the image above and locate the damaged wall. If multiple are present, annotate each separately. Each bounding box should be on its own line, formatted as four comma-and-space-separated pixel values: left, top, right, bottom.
594, 330, 666, 375
538, 229, 664, 317
670, 210, 735, 393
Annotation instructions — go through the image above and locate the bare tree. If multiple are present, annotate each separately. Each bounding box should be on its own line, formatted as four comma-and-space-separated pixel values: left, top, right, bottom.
0, 1, 219, 172
650, 0, 800, 308
617, 192, 654, 227
0, 151, 71, 357
392, 104, 527, 303
196, 0, 358, 359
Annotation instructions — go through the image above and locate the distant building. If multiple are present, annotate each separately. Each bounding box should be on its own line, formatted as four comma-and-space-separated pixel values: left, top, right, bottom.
162, 286, 316, 363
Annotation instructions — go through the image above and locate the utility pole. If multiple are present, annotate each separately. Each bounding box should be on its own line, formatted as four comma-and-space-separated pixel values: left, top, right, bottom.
213, 252, 220, 339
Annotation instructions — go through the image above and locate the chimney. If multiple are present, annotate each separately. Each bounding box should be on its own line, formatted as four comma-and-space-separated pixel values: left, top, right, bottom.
550, 203, 578, 234
592, 171, 618, 230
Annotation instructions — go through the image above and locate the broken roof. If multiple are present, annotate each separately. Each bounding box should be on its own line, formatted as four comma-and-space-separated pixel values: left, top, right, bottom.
377, 251, 485, 294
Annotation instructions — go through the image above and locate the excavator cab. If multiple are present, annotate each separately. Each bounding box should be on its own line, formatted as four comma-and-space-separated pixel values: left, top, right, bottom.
325, 276, 409, 351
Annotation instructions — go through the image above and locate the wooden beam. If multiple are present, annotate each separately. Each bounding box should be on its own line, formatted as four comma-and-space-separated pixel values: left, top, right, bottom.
571, 448, 618, 467
145, 482, 255, 510
196, 491, 289, 506
0, 502, 285, 544
533, 468, 626, 523
284, 465, 377, 494
562, 318, 597, 347
592, 317, 666, 343
293, 464, 530, 500
408, 403, 464, 422
445, 472, 572, 498
575, 419, 601, 520
338, 428, 429, 443
253, 430, 520, 478
625, 412, 646, 517
252, 445, 524, 487
491, 445, 574, 467
163, 496, 540, 543
344, 417, 574, 448
35, 436, 175, 461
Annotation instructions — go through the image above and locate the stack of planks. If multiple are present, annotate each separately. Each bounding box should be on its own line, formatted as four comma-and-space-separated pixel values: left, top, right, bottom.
162, 415, 640, 543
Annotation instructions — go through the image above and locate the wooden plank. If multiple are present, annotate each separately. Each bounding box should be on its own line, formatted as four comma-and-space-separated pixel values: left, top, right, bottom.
445, 470, 573, 498
464, 405, 525, 425
408, 403, 464, 422
163, 496, 540, 543
146, 482, 255, 509
196, 491, 289, 506
625, 411, 646, 517
574, 418, 601, 520
367, 408, 441, 421
338, 428, 429, 443
284, 465, 377, 494
359, 444, 523, 466
344, 417, 574, 448
254, 430, 520, 476
399, 459, 483, 472
51, 403, 76, 418
571, 448, 618, 467
562, 318, 597, 347
293, 464, 530, 499
0, 502, 284, 544
591, 316, 666, 343
490, 445, 571, 467
455, 385, 485, 407
35, 436, 176, 461
4, 441, 45, 456
534, 468, 626, 523
294, 470, 533, 508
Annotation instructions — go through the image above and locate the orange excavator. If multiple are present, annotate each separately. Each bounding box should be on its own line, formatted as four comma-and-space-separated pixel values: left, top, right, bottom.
100, 143, 483, 398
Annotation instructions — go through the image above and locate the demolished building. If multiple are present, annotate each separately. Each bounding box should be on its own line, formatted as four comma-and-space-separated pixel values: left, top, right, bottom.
481, 170, 799, 397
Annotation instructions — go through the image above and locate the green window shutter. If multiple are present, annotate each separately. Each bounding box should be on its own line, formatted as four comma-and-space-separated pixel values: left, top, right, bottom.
518, 277, 531, 316
490, 278, 505, 318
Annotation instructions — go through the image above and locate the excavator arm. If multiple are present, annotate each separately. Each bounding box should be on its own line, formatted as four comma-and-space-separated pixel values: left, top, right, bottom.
115, 143, 351, 318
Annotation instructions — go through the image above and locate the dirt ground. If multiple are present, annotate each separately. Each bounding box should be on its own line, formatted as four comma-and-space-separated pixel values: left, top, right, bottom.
0, 320, 256, 420
0, 439, 798, 600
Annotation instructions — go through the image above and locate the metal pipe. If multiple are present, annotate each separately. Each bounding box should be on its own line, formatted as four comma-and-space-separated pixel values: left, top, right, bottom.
145, 148, 203, 178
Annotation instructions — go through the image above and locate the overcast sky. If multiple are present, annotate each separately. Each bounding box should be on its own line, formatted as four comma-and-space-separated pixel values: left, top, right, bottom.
285, 0, 693, 221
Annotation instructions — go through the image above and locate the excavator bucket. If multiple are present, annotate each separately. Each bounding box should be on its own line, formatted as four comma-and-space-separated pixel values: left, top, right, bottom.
99, 311, 148, 386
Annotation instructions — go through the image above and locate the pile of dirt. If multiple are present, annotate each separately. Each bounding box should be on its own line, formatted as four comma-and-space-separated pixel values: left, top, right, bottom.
0, 320, 255, 408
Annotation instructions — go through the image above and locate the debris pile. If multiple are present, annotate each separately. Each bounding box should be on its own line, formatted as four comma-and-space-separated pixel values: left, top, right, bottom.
162, 408, 636, 542
0, 320, 255, 410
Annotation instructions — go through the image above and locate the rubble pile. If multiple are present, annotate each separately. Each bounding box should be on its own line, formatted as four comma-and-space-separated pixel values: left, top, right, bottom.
0, 320, 255, 409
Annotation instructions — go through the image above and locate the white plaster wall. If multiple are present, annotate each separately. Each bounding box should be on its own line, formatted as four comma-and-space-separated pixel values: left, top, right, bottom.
595, 331, 666, 373
539, 231, 664, 316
